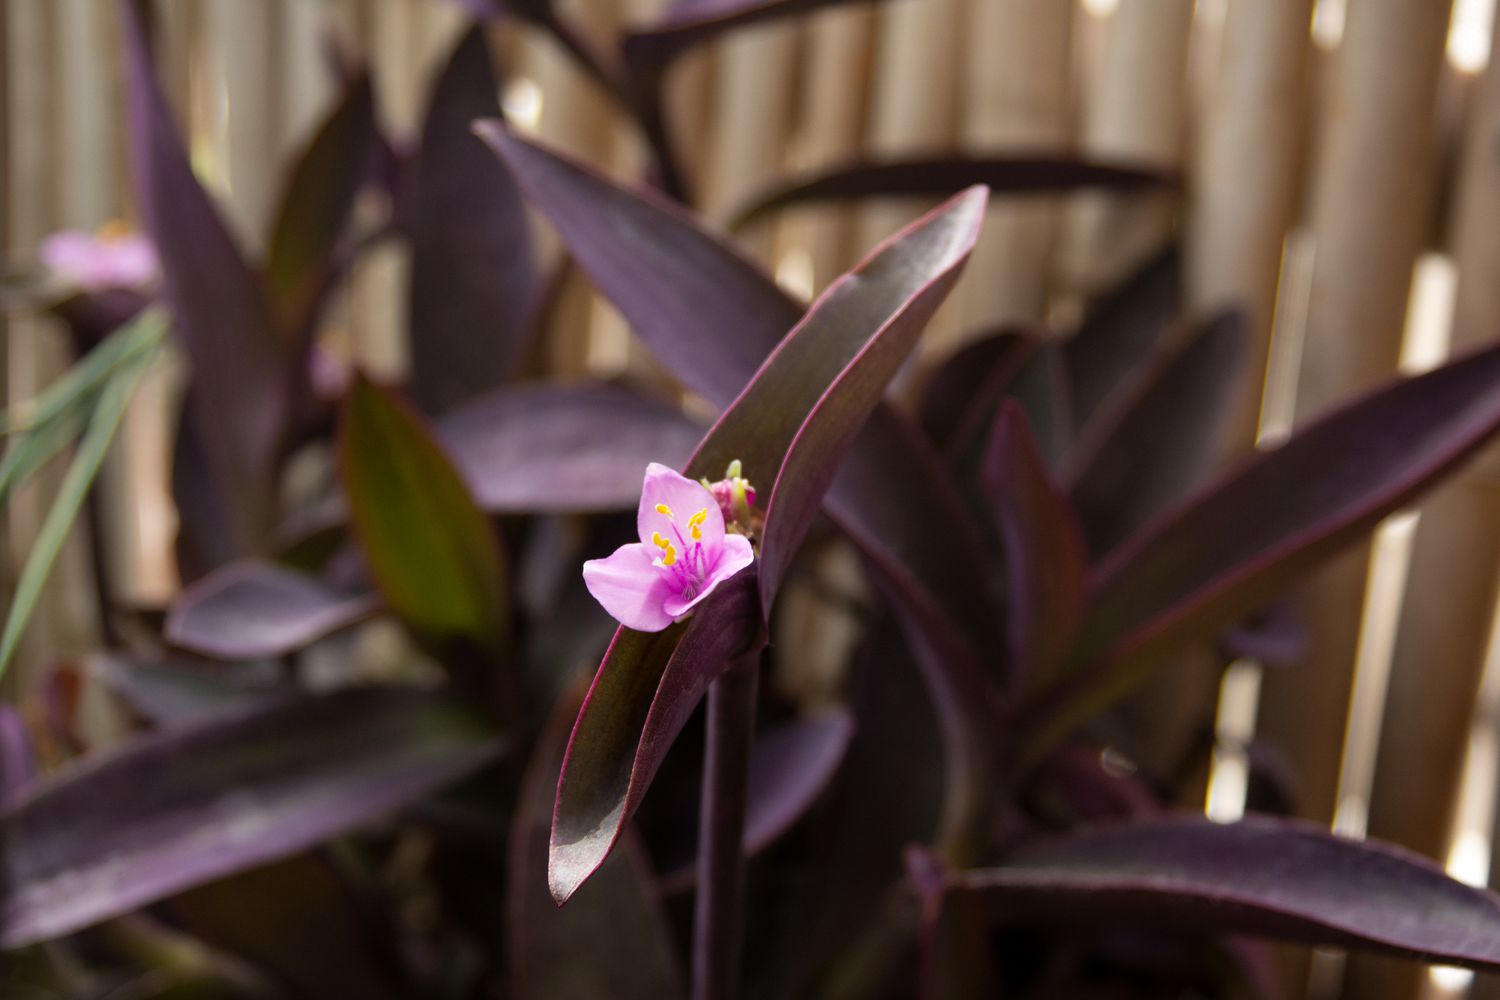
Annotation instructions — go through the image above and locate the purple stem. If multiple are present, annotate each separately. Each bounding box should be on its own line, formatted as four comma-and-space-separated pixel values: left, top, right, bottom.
692, 658, 759, 1000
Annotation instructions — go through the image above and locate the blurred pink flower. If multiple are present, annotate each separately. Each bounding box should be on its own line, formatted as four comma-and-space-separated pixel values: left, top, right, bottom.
583, 463, 755, 632
40, 224, 158, 292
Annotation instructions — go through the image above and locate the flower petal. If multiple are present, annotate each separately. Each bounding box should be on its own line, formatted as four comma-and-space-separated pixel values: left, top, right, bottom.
662, 533, 755, 620
583, 543, 677, 632
637, 462, 725, 550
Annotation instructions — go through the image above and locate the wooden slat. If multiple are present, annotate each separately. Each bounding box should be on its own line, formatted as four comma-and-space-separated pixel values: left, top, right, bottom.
955, 0, 1074, 336
1057, 0, 1193, 295
1187, 0, 1317, 453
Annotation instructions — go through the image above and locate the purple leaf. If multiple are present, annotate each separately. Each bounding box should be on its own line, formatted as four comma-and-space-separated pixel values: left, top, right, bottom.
1036, 339, 1500, 757
549, 571, 760, 903
265, 71, 378, 341
732, 156, 1175, 229
341, 375, 508, 650
982, 402, 1087, 693
0, 703, 35, 806
1063, 310, 1246, 558
408, 27, 538, 414
474, 126, 1002, 662
1063, 247, 1181, 430
661, 707, 856, 889
93, 654, 284, 726
0, 687, 504, 949
919, 330, 1035, 454
754, 186, 987, 608
510, 688, 683, 999
165, 560, 377, 660
439, 382, 705, 513
120, 0, 287, 549
936, 814, 1500, 971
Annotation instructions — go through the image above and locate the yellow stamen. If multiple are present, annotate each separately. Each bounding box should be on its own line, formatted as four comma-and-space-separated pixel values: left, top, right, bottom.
655, 503, 675, 518
652, 531, 677, 566
688, 508, 707, 541
96, 219, 132, 242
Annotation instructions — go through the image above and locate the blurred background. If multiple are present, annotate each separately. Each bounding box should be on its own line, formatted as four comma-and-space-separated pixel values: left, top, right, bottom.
5, 1, 1500, 997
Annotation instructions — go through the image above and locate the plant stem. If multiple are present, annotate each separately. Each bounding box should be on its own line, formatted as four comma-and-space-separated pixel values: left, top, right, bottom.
692, 659, 758, 1000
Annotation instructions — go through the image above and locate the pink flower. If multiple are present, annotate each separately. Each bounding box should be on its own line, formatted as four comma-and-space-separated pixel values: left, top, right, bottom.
40, 224, 158, 292
583, 463, 755, 632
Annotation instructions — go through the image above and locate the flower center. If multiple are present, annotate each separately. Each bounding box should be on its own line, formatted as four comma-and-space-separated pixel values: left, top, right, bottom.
651, 503, 712, 595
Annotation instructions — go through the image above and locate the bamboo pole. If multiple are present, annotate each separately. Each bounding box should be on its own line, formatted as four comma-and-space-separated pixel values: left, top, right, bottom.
853, 0, 963, 256
1057, 0, 1193, 297
954, 0, 1074, 338
1186, 0, 1317, 453
1254, 0, 1450, 839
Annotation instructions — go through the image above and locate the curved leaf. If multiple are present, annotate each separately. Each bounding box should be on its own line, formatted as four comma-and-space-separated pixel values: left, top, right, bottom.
732, 155, 1175, 229
408, 27, 538, 414
439, 382, 705, 512
0, 687, 504, 949
754, 187, 986, 606
120, 0, 287, 548
265, 72, 378, 339
341, 376, 506, 650
938, 814, 1500, 971
1033, 338, 1500, 757
474, 125, 1002, 662
550, 572, 760, 902
623, 0, 890, 70
165, 561, 378, 660
1063, 310, 1245, 558
982, 402, 1087, 693
510, 688, 683, 999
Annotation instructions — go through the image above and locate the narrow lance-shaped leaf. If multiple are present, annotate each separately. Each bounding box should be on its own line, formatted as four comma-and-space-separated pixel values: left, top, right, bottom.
474, 125, 1003, 664
548, 190, 989, 902
0, 325, 161, 681
623, 0, 890, 72
165, 561, 379, 661
754, 186, 987, 606
1062, 311, 1245, 558
982, 402, 1088, 693
408, 27, 538, 414
119, 0, 288, 547
732, 155, 1175, 229
265, 72, 377, 340
1031, 338, 1500, 759
0, 686, 504, 949
931, 814, 1500, 972
341, 375, 506, 651
510, 687, 683, 999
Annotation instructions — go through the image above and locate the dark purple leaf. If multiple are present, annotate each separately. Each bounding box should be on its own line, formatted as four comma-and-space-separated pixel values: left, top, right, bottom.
1063, 310, 1245, 558
936, 814, 1500, 971
408, 27, 538, 414
265, 72, 378, 340
1063, 246, 1181, 429
0, 703, 35, 805
919, 329, 1035, 454
1035, 339, 1500, 758
341, 375, 507, 650
906, 846, 999, 1000
91, 654, 285, 726
661, 707, 856, 889
732, 156, 1176, 229
510, 688, 683, 999
48, 288, 152, 353
165, 560, 377, 660
120, 0, 287, 549
982, 402, 1087, 693
1218, 600, 1305, 668
474, 126, 1002, 663
754, 187, 986, 607
438, 382, 705, 512
0, 687, 504, 949
548, 190, 987, 902
549, 571, 760, 903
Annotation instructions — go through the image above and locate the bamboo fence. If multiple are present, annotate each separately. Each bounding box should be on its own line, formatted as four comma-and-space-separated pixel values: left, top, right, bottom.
6, 1, 1500, 997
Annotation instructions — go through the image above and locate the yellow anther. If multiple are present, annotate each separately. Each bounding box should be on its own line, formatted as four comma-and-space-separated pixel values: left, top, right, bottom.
688, 508, 707, 540
652, 532, 678, 566
655, 503, 675, 518
96, 219, 132, 242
